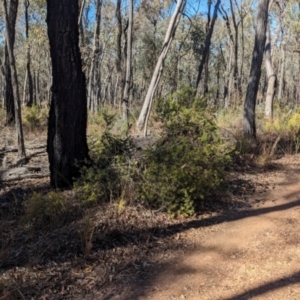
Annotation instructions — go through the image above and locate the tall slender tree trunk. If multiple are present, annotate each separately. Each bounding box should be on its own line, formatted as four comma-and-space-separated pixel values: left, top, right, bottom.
264, 23, 276, 119
46, 0, 89, 188
195, 0, 221, 95
32, 72, 36, 105
3, 0, 19, 126
4, 46, 14, 125
278, 41, 285, 101
224, 45, 233, 109
228, 0, 240, 99
3, 0, 26, 158
87, 0, 102, 112
35, 68, 40, 106
243, 0, 269, 138
115, 0, 125, 108
136, 0, 186, 134
122, 0, 133, 126
24, 0, 34, 107
22, 68, 28, 104
78, 0, 86, 48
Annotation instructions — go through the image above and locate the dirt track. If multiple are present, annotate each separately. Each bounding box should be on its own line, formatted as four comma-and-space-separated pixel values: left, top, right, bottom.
2, 126, 300, 299
136, 155, 300, 300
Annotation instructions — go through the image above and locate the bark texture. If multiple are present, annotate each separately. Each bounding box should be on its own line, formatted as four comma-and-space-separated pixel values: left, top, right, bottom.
24, 0, 34, 107
195, 0, 221, 94
46, 0, 89, 188
87, 0, 102, 112
3, 0, 26, 158
122, 0, 133, 125
243, 0, 269, 138
4, 0, 19, 125
136, 0, 186, 134
264, 23, 276, 119
278, 41, 285, 101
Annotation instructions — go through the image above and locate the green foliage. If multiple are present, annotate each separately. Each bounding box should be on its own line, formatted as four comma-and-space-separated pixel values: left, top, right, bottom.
287, 111, 300, 134
23, 191, 68, 229
141, 87, 232, 217
190, 22, 206, 59
261, 108, 300, 154
75, 112, 137, 206
288, 111, 300, 153
88, 106, 131, 137
23, 105, 48, 130
156, 85, 203, 119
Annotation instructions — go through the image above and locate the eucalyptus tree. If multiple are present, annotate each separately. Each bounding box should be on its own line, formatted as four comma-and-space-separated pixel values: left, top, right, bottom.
46, 0, 89, 188
2, 0, 26, 158
3, 0, 18, 125
87, 0, 102, 112
276, 1, 287, 102
24, 0, 34, 107
136, 0, 187, 135
264, 21, 276, 119
115, 0, 124, 108
122, 0, 133, 125
243, 0, 270, 138
195, 0, 221, 95
220, 0, 249, 104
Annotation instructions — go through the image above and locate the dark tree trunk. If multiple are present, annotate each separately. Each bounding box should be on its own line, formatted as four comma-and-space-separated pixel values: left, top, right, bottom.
35, 69, 40, 106
4, 46, 14, 125
195, 0, 221, 95
243, 0, 269, 138
3, 0, 26, 158
229, 0, 239, 95
78, 0, 86, 48
46, 0, 89, 189
87, 0, 102, 112
4, 0, 18, 126
122, 0, 133, 125
115, 0, 125, 107
24, 0, 34, 107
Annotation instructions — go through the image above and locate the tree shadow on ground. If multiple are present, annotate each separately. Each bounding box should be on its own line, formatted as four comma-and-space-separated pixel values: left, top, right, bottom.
67, 196, 300, 299
1, 159, 300, 298
93, 198, 300, 252
224, 270, 300, 300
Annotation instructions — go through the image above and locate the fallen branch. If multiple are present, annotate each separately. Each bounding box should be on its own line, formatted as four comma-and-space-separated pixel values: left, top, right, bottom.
12, 150, 47, 167
0, 144, 46, 155
0, 166, 49, 182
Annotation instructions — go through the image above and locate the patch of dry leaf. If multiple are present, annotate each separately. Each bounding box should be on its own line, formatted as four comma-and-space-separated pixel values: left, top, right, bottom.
1, 125, 298, 300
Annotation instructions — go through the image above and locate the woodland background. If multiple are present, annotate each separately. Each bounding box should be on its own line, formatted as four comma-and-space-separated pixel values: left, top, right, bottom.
1, 1, 300, 298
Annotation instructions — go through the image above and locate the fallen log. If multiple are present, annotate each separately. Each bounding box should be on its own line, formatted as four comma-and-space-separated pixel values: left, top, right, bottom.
0, 166, 49, 182
0, 144, 46, 155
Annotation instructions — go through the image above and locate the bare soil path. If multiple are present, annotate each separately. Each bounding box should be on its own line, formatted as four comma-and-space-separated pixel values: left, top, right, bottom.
136, 155, 300, 300
1, 126, 300, 299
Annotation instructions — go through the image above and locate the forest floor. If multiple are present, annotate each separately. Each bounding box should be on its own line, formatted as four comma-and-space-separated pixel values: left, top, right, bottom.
1, 127, 300, 299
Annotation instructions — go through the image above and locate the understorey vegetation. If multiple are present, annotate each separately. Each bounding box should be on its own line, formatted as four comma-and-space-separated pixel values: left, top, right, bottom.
69, 87, 232, 217
1, 0, 300, 298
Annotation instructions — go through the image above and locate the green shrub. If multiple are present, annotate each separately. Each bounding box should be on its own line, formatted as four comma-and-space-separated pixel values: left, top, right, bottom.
287, 111, 300, 153
75, 112, 137, 205
140, 87, 232, 217
88, 106, 131, 137
23, 105, 48, 130
23, 191, 68, 229
262, 109, 300, 153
